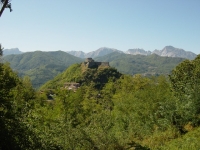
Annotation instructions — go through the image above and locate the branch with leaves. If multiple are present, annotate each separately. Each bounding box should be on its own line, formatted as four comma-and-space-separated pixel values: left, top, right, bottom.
0, 0, 12, 17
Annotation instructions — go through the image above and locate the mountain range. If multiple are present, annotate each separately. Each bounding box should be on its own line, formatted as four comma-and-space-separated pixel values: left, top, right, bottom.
67, 47, 122, 58
67, 46, 197, 60
152, 46, 196, 60
2, 45, 196, 88
3, 46, 197, 60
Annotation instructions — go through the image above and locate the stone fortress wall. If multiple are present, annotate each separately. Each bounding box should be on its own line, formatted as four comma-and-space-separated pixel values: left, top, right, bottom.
82, 58, 109, 68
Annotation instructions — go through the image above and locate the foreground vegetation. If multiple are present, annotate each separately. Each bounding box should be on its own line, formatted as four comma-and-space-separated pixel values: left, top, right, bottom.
1, 54, 200, 149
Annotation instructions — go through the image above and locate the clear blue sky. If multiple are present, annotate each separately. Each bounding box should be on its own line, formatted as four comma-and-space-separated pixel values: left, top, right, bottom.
0, 0, 200, 54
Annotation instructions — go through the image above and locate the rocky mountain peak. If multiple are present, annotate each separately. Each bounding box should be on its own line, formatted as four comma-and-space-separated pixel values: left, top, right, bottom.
152, 46, 196, 59
67, 47, 122, 58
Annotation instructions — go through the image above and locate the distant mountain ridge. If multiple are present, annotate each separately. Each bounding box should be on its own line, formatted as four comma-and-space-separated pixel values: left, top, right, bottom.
67, 47, 122, 58
67, 46, 197, 60
4, 46, 197, 60
66, 51, 85, 58
3, 48, 23, 56
152, 46, 196, 60
126, 48, 152, 56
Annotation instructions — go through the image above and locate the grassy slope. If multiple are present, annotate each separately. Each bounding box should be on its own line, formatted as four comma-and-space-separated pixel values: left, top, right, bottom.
40, 63, 82, 89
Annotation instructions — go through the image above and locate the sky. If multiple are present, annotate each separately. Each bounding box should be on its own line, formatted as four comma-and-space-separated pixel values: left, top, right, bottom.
0, 0, 200, 54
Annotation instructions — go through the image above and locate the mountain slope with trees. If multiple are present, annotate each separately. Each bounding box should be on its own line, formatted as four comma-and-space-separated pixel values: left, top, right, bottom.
3, 51, 83, 88
3, 50, 186, 88
95, 52, 185, 76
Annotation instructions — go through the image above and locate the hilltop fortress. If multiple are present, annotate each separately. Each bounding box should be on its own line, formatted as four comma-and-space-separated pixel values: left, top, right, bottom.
82, 58, 109, 68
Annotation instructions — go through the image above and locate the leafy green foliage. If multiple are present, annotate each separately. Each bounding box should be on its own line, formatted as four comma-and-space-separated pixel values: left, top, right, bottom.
0, 63, 42, 149
161, 126, 200, 150
169, 55, 200, 130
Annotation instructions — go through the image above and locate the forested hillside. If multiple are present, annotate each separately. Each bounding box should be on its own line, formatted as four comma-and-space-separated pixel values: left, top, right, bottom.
4, 50, 185, 89
3, 51, 83, 88
40, 63, 121, 90
1, 51, 200, 149
95, 52, 185, 76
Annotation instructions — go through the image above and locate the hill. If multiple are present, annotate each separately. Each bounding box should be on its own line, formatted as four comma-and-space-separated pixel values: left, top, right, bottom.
40, 62, 121, 90
3, 51, 83, 88
95, 52, 185, 76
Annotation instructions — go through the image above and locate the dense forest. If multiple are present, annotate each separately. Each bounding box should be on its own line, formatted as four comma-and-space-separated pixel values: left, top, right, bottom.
1, 52, 200, 149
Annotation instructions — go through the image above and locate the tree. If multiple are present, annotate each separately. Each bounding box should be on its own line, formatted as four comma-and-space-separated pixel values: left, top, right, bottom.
0, 0, 12, 17
169, 55, 200, 128
0, 63, 43, 149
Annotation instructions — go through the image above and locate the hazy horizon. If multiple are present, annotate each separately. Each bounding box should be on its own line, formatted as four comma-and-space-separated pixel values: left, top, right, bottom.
3, 45, 198, 55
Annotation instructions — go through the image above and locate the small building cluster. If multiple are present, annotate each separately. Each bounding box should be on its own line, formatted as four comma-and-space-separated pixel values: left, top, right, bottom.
64, 82, 80, 90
